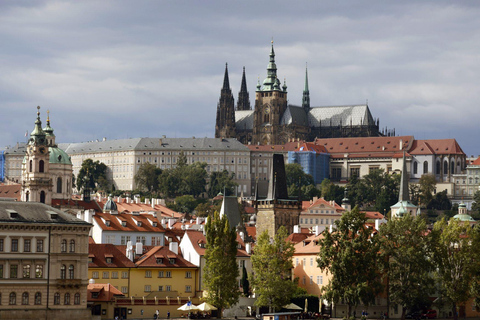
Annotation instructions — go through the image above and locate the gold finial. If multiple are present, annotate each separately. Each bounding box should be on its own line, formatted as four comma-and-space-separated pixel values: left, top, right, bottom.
271, 37, 273, 44
37, 106, 41, 117
47, 109, 50, 122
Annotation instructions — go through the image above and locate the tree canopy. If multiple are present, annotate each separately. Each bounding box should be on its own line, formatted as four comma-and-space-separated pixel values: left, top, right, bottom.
203, 211, 240, 317
317, 207, 382, 317
208, 170, 238, 198
378, 215, 435, 319
134, 162, 162, 193
76, 159, 109, 193
251, 226, 297, 312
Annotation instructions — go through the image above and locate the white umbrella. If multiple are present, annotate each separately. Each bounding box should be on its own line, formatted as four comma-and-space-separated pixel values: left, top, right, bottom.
197, 302, 218, 311
283, 303, 303, 310
178, 302, 199, 311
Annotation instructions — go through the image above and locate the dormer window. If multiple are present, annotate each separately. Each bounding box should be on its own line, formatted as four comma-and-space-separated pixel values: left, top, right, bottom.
153, 222, 157, 227
156, 258, 163, 264
105, 220, 110, 227
106, 257, 112, 263
121, 221, 127, 227
91, 292, 99, 299
137, 221, 142, 227
169, 258, 176, 264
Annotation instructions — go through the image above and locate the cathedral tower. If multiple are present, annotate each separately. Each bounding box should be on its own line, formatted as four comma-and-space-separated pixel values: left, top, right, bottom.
302, 65, 310, 110
236, 67, 251, 111
215, 63, 236, 139
21, 107, 53, 204
252, 41, 288, 145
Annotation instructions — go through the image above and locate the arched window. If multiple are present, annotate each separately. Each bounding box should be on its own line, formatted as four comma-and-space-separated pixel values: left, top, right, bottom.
413, 162, 418, 174
436, 161, 441, 174
40, 191, 45, 204
64, 293, 70, 305
39, 160, 44, 173
61, 239, 67, 252
60, 265, 66, 279
22, 292, 29, 305
423, 161, 428, 174
23, 264, 30, 278
56, 177, 62, 193
74, 293, 80, 305
9, 292, 16, 305
68, 265, 74, 279
69, 240, 75, 253
35, 292, 42, 305
444, 161, 448, 175
29, 160, 33, 172
450, 161, 455, 174
54, 293, 60, 305
36, 265, 43, 278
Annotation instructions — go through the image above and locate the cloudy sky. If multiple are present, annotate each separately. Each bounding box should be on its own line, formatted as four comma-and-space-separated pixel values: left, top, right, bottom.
1, 1, 480, 156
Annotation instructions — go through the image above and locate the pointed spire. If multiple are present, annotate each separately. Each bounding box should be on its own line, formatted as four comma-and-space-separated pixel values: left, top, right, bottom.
43, 109, 55, 136
237, 66, 251, 111
398, 151, 410, 202
222, 63, 230, 90
260, 39, 279, 92
302, 63, 310, 109
30, 106, 47, 145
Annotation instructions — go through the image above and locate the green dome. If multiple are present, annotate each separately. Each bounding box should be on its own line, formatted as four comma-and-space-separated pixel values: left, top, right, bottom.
453, 213, 475, 222
49, 147, 72, 165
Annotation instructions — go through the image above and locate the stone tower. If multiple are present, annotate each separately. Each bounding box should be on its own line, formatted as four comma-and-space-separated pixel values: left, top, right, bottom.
237, 66, 251, 111
255, 154, 301, 238
21, 106, 53, 204
252, 41, 288, 145
215, 63, 237, 139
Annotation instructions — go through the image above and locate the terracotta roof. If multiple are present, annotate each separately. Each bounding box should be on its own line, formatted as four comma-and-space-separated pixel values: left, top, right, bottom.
364, 211, 384, 220
96, 199, 182, 218
293, 234, 324, 255
245, 226, 256, 240
409, 139, 465, 155
88, 243, 136, 268
246, 141, 303, 152
294, 142, 328, 154
87, 283, 124, 302
0, 184, 21, 201
471, 157, 480, 166
286, 232, 311, 244
135, 246, 197, 268
184, 230, 250, 257
92, 211, 166, 233
314, 136, 413, 155
302, 198, 344, 212
51, 199, 103, 212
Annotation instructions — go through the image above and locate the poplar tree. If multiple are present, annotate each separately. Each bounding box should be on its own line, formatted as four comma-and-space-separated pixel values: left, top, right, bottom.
317, 207, 382, 317
203, 211, 239, 317
251, 226, 296, 312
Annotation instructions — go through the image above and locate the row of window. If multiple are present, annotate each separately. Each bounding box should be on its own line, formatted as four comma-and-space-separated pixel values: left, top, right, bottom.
92, 271, 128, 279
300, 218, 337, 225
144, 285, 191, 293
296, 257, 317, 267
0, 238, 44, 253
3, 292, 80, 305
0, 264, 43, 279
302, 275, 323, 285
92, 270, 192, 279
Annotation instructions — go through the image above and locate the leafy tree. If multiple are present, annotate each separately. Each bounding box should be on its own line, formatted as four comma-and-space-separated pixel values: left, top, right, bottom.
208, 170, 238, 198
378, 215, 435, 320
285, 163, 315, 186
251, 226, 297, 312
76, 159, 109, 192
158, 160, 208, 198
320, 178, 345, 204
317, 207, 382, 317
134, 163, 162, 193
171, 195, 197, 214
241, 265, 250, 297
194, 202, 220, 217
427, 190, 451, 210
431, 219, 480, 320
471, 191, 480, 216
419, 174, 436, 207
203, 211, 240, 317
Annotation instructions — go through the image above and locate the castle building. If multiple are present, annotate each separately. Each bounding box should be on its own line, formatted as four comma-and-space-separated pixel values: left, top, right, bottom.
215, 41, 387, 145
21, 107, 73, 205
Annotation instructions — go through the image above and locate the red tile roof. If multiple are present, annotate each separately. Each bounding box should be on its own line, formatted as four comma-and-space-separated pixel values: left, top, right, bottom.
96, 199, 182, 218
184, 230, 250, 257
0, 184, 21, 201
409, 139, 465, 155
51, 199, 103, 211
135, 246, 197, 268
88, 243, 136, 268
92, 212, 166, 233
246, 141, 304, 152
295, 142, 328, 154
87, 283, 124, 302
302, 198, 344, 212
471, 157, 480, 166
314, 136, 413, 156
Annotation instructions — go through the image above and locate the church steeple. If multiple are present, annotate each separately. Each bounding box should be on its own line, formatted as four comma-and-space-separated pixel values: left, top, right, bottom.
215, 63, 236, 139
302, 64, 310, 109
43, 110, 56, 146
260, 40, 283, 92
237, 66, 251, 111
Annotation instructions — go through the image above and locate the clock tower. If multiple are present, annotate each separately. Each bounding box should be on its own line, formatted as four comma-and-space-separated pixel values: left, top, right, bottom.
252, 41, 288, 145
21, 106, 53, 204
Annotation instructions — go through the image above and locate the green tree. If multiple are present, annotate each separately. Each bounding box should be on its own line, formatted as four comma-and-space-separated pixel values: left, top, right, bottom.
317, 207, 382, 317
379, 215, 435, 320
431, 219, 480, 320
203, 211, 240, 317
251, 226, 297, 312
419, 174, 436, 207
134, 163, 162, 193
241, 265, 250, 297
472, 191, 480, 216
172, 195, 197, 214
76, 159, 109, 192
194, 202, 220, 217
208, 170, 238, 198
320, 178, 344, 204
285, 163, 315, 187
427, 190, 451, 210
158, 159, 208, 198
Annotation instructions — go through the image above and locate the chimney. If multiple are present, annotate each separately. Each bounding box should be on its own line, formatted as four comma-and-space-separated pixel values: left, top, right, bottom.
126, 241, 134, 261
126, 196, 130, 203
399, 139, 403, 150
135, 242, 143, 255
169, 242, 179, 255
246, 243, 251, 255
315, 225, 325, 236
240, 232, 245, 241
313, 196, 318, 202
168, 219, 174, 229
145, 198, 150, 205
152, 199, 155, 209
293, 225, 300, 234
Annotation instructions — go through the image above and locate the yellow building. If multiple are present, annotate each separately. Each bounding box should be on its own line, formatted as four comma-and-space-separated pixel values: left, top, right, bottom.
88, 242, 198, 319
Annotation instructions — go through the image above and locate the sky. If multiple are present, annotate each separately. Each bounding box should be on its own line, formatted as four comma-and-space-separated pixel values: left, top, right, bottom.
1, 1, 480, 156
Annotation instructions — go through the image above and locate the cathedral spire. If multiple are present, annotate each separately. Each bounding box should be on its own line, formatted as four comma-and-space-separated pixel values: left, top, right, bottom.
260, 40, 281, 92
222, 63, 230, 91
30, 106, 47, 146
302, 64, 310, 109
237, 66, 251, 111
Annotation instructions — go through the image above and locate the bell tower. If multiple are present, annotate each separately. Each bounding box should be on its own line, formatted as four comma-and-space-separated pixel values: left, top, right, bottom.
252, 41, 288, 145
215, 63, 237, 139
21, 106, 53, 204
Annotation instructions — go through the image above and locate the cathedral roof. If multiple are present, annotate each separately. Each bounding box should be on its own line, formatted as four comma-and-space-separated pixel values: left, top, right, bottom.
307, 104, 376, 127
281, 106, 309, 126
408, 139, 465, 155
235, 110, 254, 131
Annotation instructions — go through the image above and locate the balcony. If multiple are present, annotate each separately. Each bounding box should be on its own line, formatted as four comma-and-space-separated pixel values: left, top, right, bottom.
55, 278, 82, 289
